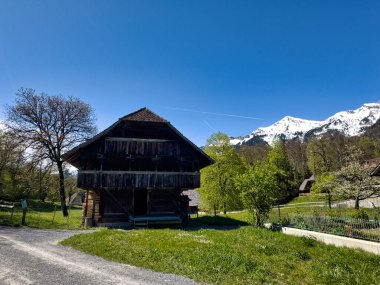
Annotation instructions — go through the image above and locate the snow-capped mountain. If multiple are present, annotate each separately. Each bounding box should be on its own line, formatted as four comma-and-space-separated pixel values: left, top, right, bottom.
231, 102, 380, 146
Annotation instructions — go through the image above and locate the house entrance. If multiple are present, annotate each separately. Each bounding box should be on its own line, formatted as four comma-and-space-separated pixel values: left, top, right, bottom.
134, 188, 148, 216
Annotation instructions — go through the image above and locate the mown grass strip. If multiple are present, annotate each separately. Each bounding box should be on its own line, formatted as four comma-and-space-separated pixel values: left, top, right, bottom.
0, 200, 83, 229
61, 227, 380, 285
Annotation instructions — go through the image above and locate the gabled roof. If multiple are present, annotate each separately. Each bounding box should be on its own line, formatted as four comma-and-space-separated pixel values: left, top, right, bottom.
62, 108, 213, 166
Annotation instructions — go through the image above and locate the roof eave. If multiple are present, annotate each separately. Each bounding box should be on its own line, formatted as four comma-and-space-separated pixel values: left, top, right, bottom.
166, 122, 214, 167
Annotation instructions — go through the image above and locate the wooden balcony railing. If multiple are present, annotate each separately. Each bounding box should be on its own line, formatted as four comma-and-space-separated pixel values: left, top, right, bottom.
77, 170, 200, 190
104, 138, 180, 156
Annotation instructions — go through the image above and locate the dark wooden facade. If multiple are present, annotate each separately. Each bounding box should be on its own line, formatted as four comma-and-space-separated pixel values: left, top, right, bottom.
62, 108, 213, 226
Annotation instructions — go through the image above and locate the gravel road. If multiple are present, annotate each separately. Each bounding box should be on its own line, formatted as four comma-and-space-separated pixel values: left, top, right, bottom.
333, 197, 380, 208
0, 227, 197, 285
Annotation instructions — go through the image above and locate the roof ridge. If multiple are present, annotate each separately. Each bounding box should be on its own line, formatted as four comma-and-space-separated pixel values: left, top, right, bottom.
120, 107, 168, 122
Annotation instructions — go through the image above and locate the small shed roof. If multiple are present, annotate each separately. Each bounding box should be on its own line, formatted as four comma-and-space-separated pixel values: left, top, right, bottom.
182, 190, 201, 207
365, 157, 380, 176
67, 192, 84, 205
299, 175, 315, 191
371, 164, 380, 177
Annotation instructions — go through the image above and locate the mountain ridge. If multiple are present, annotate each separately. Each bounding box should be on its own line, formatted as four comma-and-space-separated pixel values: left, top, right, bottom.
230, 102, 380, 146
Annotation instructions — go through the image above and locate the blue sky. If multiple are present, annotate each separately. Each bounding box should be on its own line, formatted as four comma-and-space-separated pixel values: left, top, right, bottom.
0, 1, 379, 145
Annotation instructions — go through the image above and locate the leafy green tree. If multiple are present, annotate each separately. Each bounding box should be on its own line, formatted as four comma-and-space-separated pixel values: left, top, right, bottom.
357, 136, 380, 161
267, 140, 294, 200
235, 163, 279, 227
334, 146, 380, 209
0, 130, 27, 199
198, 132, 246, 214
311, 172, 336, 208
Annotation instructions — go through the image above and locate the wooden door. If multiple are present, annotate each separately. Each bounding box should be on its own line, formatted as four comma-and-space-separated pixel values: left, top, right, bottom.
134, 188, 148, 216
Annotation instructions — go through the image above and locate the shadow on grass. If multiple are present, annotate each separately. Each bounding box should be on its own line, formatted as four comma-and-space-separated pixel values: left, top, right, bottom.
0, 199, 83, 229
27, 200, 60, 212
5, 200, 81, 213
186, 215, 249, 231
124, 215, 249, 231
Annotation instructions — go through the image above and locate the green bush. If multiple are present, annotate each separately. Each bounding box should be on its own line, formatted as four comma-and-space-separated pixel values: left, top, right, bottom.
300, 236, 317, 247
352, 209, 369, 221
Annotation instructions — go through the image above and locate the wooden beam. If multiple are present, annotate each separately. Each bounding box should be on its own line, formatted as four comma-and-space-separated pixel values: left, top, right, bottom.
132, 188, 135, 215
91, 190, 96, 225
79, 170, 198, 175
77, 171, 200, 190
105, 137, 175, 143
84, 190, 89, 219
147, 190, 150, 215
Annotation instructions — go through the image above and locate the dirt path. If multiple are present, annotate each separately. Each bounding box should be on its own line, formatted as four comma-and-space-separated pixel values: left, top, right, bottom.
333, 197, 380, 208
0, 227, 197, 285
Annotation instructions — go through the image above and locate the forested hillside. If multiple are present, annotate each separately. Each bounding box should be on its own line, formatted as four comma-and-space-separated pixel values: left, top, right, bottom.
364, 118, 380, 138
199, 129, 380, 219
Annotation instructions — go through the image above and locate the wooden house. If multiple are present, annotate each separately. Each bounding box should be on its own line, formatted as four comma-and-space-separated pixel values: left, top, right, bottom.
62, 108, 213, 227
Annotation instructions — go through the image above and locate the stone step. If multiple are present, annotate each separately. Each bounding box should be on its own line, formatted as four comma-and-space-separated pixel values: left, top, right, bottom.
97, 222, 131, 229
102, 217, 129, 223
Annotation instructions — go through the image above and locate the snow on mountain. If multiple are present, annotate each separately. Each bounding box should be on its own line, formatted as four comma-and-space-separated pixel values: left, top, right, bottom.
231, 102, 380, 146
311, 103, 380, 137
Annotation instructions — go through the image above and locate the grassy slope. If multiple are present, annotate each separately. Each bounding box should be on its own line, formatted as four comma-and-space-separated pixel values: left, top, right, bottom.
0, 200, 83, 229
61, 228, 380, 285
287, 194, 328, 204
199, 207, 380, 226
196, 194, 380, 225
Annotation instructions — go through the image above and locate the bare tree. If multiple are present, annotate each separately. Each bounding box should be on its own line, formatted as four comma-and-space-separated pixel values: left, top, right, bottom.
238, 145, 270, 166
6, 88, 96, 216
285, 138, 309, 182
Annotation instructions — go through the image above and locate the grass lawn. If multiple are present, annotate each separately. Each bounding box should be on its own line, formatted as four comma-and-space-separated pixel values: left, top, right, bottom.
190, 212, 249, 226
0, 200, 83, 229
195, 206, 380, 227
61, 227, 380, 285
287, 194, 328, 204
268, 206, 380, 221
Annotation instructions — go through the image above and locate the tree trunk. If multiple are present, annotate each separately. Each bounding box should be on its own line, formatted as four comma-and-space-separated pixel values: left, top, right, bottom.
354, 197, 360, 210
328, 192, 332, 209
11, 173, 17, 196
0, 170, 3, 197
223, 201, 227, 215
256, 214, 262, 227
57, 161, 68, 217
213, 204, 217, 216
